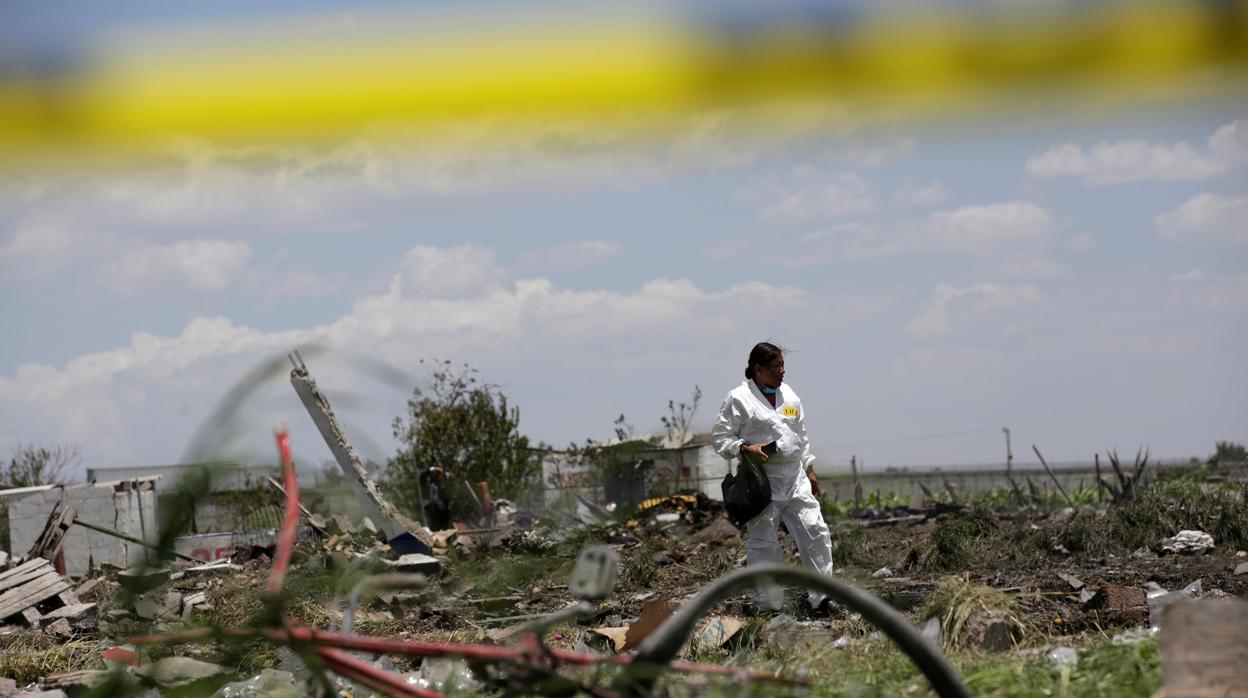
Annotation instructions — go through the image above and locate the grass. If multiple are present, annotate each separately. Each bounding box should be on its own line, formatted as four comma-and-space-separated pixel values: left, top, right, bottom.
685, 634, 1162, 698
918, 508, 997, 571
0, 634, 108, 686
922, 577, 1025, 650
961, 638, 1162, 698
1046, 471, 1248, 556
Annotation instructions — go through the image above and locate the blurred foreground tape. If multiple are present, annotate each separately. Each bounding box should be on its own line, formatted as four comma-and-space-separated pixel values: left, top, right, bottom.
2, 1, 1246, 165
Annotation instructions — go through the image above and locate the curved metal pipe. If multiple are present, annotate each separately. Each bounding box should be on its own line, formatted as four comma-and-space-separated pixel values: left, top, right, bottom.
613, 565, 969, 698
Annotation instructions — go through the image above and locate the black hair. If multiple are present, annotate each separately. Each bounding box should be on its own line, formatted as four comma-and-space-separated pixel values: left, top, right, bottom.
744, 341, 784, 380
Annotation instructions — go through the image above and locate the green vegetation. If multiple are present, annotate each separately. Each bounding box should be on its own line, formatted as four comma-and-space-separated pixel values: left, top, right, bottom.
1208, 440, 1247, 465
919, 508, 997, 571
386, 360, 545, 520
692, 635, 1162, 697
1052, 468, 1248, 555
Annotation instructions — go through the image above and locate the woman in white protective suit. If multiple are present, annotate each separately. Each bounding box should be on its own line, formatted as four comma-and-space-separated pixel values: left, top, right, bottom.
710, 341, 835, 613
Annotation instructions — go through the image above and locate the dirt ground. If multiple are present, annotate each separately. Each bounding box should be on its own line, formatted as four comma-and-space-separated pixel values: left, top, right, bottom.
1, 467, 1244, 696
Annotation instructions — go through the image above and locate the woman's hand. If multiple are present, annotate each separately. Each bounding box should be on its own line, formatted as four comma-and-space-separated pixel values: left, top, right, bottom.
807, 470, 823, 497
741, 442, 769, 463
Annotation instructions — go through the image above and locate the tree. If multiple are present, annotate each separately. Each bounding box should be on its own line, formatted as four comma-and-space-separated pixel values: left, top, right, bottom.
2, 444, 76, 488
660, 385, 701, 490
386, 360, 543, 522
1, 444, 76, 555
1209, 441, 1247, 465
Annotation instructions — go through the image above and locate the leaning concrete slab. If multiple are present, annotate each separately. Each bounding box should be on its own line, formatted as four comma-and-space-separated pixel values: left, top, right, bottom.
287, 351, 430, 554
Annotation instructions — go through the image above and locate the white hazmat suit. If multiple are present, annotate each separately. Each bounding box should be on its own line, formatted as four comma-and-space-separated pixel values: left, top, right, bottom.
710, 380, 835, 610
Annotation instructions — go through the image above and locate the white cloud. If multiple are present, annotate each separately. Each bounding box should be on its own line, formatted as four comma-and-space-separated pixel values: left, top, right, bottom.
711, 201, 1055, 267
1155, 193, 1248, 244
105, 239, 253, 293
755, 168, 876, 223
1026, 141, 1223, 183
1208, 119, 1248, 165
927, 202, 1054, 254
517, 240, 622, 270
1170, 271, 1248, 312
904, 282, 1043, 339
1026, 118, 1248, 184
0, 244, 820, 468
397, 245, 503, 297
0, 224, 80, 280
710, 222, 915, 267
833, 137, 918, 169
985, 255, 1067, 279
893, 181, 947, 207
1066, 233, 1096, 251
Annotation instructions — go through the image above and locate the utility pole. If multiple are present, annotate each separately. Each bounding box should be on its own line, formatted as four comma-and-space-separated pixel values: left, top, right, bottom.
1002, 428, 1013, 472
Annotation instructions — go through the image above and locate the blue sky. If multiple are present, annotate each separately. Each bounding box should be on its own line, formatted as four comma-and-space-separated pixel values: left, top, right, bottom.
1, 5, 1245, 478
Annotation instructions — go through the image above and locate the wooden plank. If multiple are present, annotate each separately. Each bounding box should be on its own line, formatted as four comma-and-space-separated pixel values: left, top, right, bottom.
20, 607, 42, 625
0, 564, 57, 594
0, 572, 70, 616
0, 558, 50, 587
0, 575, 72, 621
28, 506, 77, 565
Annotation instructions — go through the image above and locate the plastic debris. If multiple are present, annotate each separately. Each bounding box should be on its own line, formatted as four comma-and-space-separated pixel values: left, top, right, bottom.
1146, 579, 1202, 631
920, 617, 941, 643
1159, 530, 1214, 555
1047, 646, 1078, 669
410, 658, 480, 693
1111, 628, 1152, 645
213, 669, 300, 698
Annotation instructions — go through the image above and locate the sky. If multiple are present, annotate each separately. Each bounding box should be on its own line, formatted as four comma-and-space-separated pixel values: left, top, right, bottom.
1, 4, 1246, 479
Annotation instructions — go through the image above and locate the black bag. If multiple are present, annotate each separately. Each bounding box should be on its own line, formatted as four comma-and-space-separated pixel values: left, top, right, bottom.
722, 452, 772, 528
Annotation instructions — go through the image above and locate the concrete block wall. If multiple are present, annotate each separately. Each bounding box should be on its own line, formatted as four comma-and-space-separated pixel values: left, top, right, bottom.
8, 483, 156, 578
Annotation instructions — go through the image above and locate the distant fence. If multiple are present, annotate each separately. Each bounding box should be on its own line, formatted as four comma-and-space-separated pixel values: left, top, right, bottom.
815, 459, 1246, 501
535, 459, 1246, 506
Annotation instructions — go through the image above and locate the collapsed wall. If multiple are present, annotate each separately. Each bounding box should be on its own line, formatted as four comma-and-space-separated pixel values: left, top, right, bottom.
4, 478, 158, 578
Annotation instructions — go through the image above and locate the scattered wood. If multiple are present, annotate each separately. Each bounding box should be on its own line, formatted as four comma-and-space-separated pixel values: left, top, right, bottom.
40, 603, 97, 625
1031, 445, 1075, 507
622, 598, 674, 653
862, 514, 927, 528
26, 503, 77, 570
941, 479, 962, 507
1056, 572, 1085, 591
0, 558, 74, 624
42, 670, 109, 690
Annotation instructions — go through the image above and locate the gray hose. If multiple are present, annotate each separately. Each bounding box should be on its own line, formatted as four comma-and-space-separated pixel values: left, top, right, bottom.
613, 564, 969, 698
